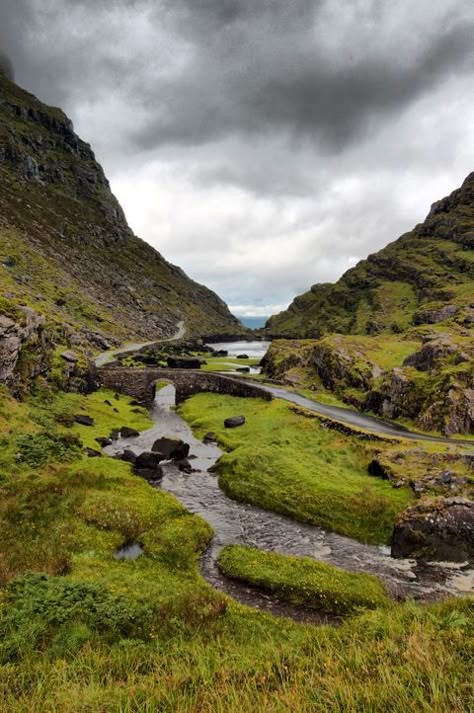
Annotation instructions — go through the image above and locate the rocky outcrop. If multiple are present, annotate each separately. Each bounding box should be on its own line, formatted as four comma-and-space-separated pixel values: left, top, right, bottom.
392, 498, 474, 561
0, 306, 48, 387
403, 338, 467, 373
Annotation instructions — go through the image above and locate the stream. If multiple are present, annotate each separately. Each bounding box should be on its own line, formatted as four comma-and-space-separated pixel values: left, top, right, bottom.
105, 384, 474, 624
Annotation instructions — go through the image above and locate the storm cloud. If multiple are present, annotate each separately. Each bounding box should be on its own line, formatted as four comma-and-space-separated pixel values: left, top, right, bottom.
1, 0, 474, 316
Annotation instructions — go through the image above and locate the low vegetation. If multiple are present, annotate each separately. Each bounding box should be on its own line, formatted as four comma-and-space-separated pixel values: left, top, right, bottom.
218, 546, 389, 615
0, 385, 472, 710
179, 393, 413, 544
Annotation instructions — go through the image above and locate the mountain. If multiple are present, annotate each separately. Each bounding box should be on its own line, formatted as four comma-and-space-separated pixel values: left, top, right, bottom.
0, 68, 247, 387
262, 175, 474, 435
265, 173, 474, 338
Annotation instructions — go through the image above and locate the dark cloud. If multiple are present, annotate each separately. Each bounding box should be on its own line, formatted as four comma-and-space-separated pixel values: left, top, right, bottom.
0, 1, 473, 313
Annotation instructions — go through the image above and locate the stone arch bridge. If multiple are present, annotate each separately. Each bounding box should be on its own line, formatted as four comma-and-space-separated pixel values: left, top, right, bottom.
96, 367, 272, 404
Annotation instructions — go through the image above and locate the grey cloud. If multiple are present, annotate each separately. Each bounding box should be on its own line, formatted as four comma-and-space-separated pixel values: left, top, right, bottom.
0, 1, 473, 313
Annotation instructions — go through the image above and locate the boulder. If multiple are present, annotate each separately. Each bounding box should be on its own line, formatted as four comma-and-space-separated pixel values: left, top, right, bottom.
391, 497, 474, 561
167, 356, 202, 369
151, 437, 190, 460
95, 437, 112, 447
176, 459, 195, 473
236, 367, 250, 374
120, 426, 140, 438
237, 354, 249, 359
134, 466, 164, 482
135, 451, 165, 470
74, 415, 95, 427
203, 432, 217, 443
84, 447, 102, 458
116, 449, 137, 464
224, 415, 246, 428
214, 350, 228, 357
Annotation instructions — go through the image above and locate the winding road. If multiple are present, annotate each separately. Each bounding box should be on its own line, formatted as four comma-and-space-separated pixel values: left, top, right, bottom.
261, 385, 473, 447
96, 330, 473, 447
94, 320, 186, 367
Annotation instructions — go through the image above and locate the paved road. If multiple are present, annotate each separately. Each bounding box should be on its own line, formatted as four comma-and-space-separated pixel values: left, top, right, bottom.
94, 329, 473, 447
94, 320, 186, 367
262, 385, 474, 447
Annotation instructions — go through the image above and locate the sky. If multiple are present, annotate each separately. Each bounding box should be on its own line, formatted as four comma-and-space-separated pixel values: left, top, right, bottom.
1, 0, 474, 318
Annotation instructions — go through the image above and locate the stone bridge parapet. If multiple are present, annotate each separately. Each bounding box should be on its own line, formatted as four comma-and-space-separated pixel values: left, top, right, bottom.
97, 367, 273, 404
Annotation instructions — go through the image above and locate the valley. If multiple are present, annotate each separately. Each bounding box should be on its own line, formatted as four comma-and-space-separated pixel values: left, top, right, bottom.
0, 62, 472, 712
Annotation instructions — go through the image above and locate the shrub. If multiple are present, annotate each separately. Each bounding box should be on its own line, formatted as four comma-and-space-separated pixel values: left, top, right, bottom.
0, 572, 154, 661
15, 430, 82, 468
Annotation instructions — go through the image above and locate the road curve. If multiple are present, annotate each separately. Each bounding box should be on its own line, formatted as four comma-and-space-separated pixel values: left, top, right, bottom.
261, 385, 474, 447
95, 329, 473, 447
94, 320, 186, 367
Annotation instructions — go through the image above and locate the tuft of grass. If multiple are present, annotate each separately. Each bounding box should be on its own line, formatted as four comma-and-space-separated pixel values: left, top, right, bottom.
218, 546, 390, 615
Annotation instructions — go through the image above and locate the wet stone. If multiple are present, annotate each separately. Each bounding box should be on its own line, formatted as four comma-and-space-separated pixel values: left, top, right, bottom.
224, 416, 245, 428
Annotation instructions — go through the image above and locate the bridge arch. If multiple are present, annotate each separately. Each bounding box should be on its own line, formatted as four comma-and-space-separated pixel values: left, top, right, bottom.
96, 367, 272, 404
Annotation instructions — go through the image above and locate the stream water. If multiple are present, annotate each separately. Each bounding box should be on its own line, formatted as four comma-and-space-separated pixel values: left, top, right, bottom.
105, 385, 473, 623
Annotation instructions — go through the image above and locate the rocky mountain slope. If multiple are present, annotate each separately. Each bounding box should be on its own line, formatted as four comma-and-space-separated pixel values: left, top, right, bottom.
263, 175, 474, 435
0, 68, 246, 389
266, 173, 474, 338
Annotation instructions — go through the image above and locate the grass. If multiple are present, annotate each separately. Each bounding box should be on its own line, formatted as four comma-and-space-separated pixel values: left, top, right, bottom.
0, 385, 472, 711
50, 388, 152, 449
218, 546, 390, 615
200, 355, 261, 372
179, 393, 412, 544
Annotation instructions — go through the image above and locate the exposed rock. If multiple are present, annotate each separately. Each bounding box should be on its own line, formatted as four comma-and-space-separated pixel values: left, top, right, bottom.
134, 466, 164, 482
120, 426, 140, 438
167, 356, 202, 369
176, 458, 195, 473
203, 432, 217, 443
95, 437, 112, 447
60, 350, 79, 363
151, 437, 190, 460
134, 451, 165, 470
84, 447, 102, 458
236, 367, 250, 373
74, 415, 94, 426
0, 307, 47, 387
237, 354, 249, 359
403, 339, 466, 373
392, 497, 474, 561
413, 305, 458, 325
115, 449, 137, 464
224, 415, 246, 428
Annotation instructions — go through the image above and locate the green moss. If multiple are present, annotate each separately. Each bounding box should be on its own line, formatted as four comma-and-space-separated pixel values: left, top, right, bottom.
179, 393, 412, 544
0, 385, 472, 711
218, 546, 389, 615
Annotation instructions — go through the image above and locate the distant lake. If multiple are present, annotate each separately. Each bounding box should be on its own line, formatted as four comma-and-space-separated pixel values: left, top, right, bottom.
236, 316, 268, 329
206, 340, 271, 359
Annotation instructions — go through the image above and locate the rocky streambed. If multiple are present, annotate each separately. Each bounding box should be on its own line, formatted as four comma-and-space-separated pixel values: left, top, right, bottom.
105, 385, 473, 623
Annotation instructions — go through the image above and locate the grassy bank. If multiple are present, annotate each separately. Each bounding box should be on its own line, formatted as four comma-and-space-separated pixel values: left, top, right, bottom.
218, 546, 389, 615
0, 386, 472, 711
179, 393, 412, 544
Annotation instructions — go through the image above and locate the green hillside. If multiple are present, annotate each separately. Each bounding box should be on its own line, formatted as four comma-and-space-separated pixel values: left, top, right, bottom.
266, 173, 474, 338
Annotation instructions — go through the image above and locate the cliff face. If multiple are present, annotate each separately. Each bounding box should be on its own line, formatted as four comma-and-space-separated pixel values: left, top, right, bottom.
265, 173, 474, 338
0, 70, 246, 368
